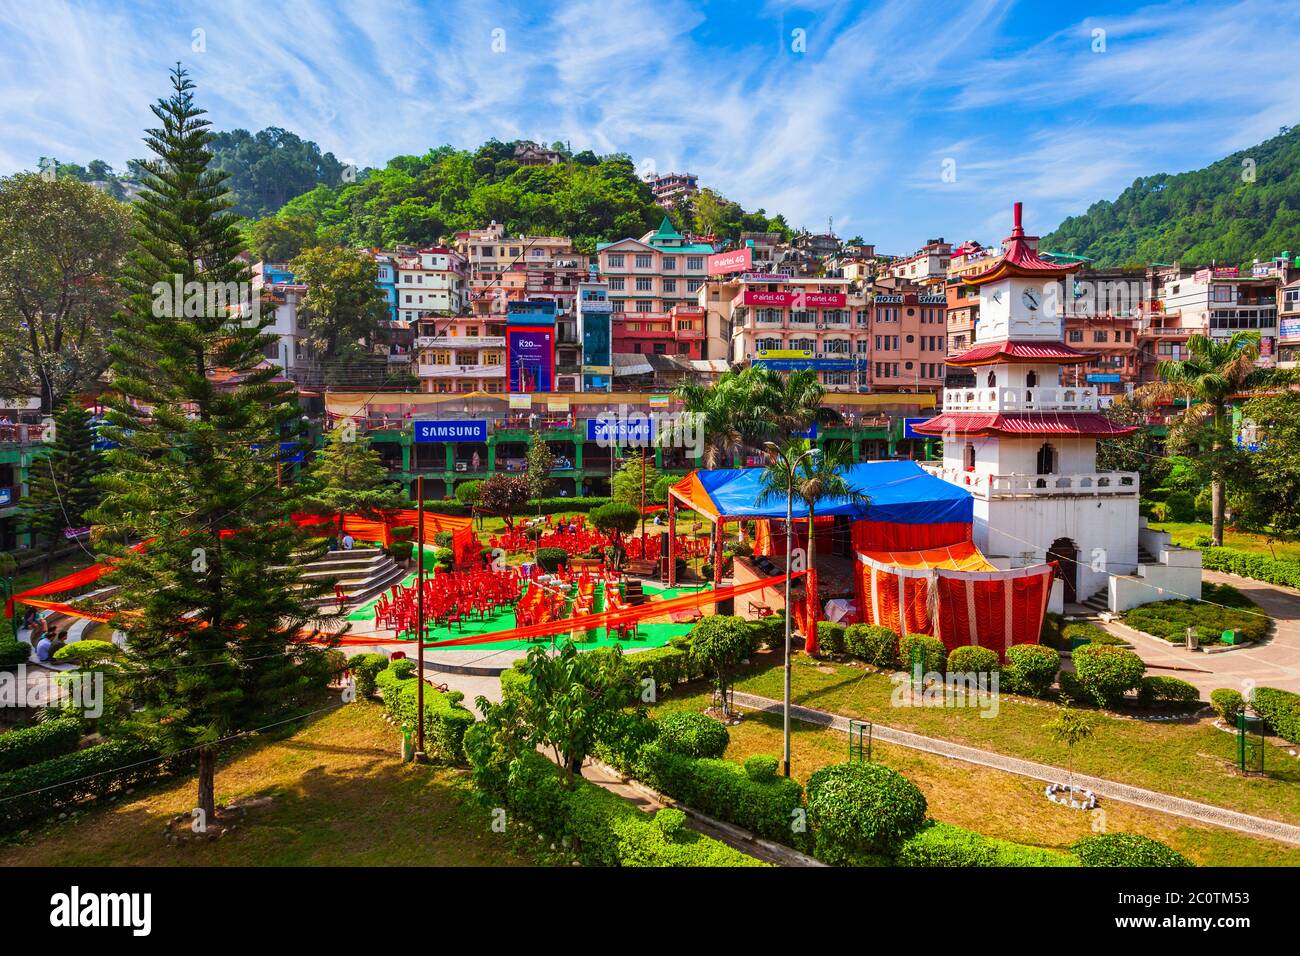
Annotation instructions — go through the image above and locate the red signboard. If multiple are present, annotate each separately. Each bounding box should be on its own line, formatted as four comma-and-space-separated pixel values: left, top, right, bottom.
707, 247, 752, 275
742, 290, 846, 308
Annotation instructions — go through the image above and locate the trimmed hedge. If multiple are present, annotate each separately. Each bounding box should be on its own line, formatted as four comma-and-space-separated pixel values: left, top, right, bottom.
1072, 833, 1193, 867
1001, 644, 1061, 697
0, 639, 30, 669
1063, 622, 1128, 647
897, 822, 1077, 867
898, 633, 946, 674
843, 624, 899, 669
0, 739, 181, 832
815, 621, 846, 656
654, 711, 729, 759
347, 652, 389, 699
375, 667, 475, 763
535, 547, 569, 573
1071, 644, 1145, 707
1201, 547, 1300, 590
1251, 686, 1300, 744
1210, 688, 1245, 723
805, 762, 928, 865
945, 645, 1000, 676
1137, 676, 1200, 708
52, 639, 122, 665
637, 743, 807, 848
0, 718, 82, 774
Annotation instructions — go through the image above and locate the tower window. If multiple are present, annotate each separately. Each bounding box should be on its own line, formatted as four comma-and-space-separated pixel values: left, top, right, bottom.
1036, 442, 1057, 476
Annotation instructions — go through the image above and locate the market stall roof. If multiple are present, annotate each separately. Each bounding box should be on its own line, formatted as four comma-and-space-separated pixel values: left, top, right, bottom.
670, 459, 972, 524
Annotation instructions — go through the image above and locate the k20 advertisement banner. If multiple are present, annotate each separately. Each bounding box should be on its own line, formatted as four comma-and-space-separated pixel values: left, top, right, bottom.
743, 290, 846, 308
507, 326, 554, 392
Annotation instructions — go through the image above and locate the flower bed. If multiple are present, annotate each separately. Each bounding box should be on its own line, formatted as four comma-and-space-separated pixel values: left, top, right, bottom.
1121, 583, 1270, 645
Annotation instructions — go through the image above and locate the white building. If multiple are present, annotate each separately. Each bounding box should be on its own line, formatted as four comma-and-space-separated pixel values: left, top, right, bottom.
395, 247, 467, 322
917, 204, 1200, 611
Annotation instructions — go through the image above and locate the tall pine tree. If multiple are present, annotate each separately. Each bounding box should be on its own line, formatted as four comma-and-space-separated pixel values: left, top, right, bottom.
22, 397, 103, 579
302, 423, 405, 537
93, 67, 333, 822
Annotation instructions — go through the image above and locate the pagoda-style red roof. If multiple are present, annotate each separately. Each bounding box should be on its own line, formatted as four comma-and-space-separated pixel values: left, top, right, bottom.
964, 203, 1082, 285
911, 412, 1138, 438
946, 339, 1093, 367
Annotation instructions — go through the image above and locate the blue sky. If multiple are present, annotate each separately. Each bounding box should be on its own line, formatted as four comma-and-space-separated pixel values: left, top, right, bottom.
2, 0, 1298, 251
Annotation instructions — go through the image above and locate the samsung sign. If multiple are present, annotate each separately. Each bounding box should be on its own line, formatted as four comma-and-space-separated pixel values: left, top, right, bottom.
414, 420, 488, 442
587, 416, 656, 444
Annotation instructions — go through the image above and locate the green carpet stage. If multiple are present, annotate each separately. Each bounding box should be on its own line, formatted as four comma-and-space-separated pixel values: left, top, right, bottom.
344, 577, 710, 651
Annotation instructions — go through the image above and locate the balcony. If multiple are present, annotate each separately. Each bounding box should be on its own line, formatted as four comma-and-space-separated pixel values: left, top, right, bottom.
416, 364, 506, 379
0, 423, 45, 444
942, 385, 1099, 413
924, 466, 1138, 498
414, 335, 505, 349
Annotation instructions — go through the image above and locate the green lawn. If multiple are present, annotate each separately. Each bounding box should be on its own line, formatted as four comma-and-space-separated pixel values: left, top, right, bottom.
652, 688, 1300, 867
0, 703, 540, 866
1149, 521, 1300, 561
724, 651, 1300, 826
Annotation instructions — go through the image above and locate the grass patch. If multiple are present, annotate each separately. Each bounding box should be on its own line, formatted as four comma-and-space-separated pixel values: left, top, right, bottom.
1122, 582, 1270, 644
719, 650, 1300, 826
0, 703, 538, 866
1149, 521, 1300, 562
653, 688, 1300, 868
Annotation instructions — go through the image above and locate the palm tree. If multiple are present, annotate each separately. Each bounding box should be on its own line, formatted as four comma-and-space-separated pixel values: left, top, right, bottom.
747, 367, 842, 442
1141, 331, 1277, 546
757, 439, 869, 655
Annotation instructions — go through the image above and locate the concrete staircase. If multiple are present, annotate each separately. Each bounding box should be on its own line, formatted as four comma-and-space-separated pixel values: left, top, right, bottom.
1079, 588, 1110, 615
297, 547, 406, 607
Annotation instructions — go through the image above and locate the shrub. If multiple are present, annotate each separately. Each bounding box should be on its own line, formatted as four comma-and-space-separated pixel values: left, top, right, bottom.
946, 645, 1000, 677
1137, 676, 1200, 708
0, 639, 29, 669
653, 806, 687, 838
49, 639, 120, 666
384, 540, 414, 563
432, 546, 455, 570
805, 762, 927, 864
1063, 621, 1127, 647
374, 667, 474, 763
433, 531, 454, 548
1210, 688, 1245, 723
454, 480, 483, 507
637, 743, 807, 848
814, 621, 846, 657
389, 524, 415, 542
1071, 644, 1145, 707
1071, 833, 1193, 867
389, 658, 417, 680
744, 754, 779, 782
655, 711, 729, 759
1251, 686, 1300, 744
898, 633, 946, 674
593, 710, 659, 774
1201, 547, 1300, 590
843, 624, 899, 668
897, 822, 1077, 867
1164, 489, 1196, 522
0, 717, 82, 774
747, 613, 787, 651
1193, 488, 1212, 522
1002, 644, 1061, 697
1122, 583, 1269, 645
535, 547, 569, 573
590, 501, 640, 539
349, 652, 389, 699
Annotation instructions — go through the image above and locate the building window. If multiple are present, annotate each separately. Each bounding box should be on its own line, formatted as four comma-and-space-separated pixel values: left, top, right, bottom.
686, 279, 703, 292
662, 257, 676, 270
1036, 442, 1057, 475
662, 278, 676, 293
635, 254, 653, 269
1068, 329, 1083, 342
635, 277, 653, 292
608, 254, 624, 268
686, 256, 704, 270
635, 301, 654, 313
609, 277, 625, 290
964, 443, 975, 470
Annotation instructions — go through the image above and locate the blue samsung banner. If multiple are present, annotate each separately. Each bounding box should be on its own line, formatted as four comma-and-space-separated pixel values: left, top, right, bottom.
902, 417, 931, 440
587, 416, 656, 444
414, 420, 488, 442
1086, 373, 1121, 383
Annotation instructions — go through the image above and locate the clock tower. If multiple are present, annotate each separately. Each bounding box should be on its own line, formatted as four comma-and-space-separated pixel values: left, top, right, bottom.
913, 203, 1141, 606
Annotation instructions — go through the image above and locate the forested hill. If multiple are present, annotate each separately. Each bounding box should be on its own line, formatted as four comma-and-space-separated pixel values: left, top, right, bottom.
1042, 124, 1300, 268
271, 139, 791, 255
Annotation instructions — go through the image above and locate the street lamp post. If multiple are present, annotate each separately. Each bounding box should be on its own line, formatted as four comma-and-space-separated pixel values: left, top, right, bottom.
764, 440, 815, 778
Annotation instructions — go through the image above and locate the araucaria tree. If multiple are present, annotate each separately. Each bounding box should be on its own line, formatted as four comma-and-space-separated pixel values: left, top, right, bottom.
93, 67, 334, 823
303, 423, 405, 536
21, 397, 103, 579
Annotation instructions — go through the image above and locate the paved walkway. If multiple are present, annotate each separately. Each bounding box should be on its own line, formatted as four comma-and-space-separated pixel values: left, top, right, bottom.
1097, 570, 1300, 695
731, 690, 1300, 846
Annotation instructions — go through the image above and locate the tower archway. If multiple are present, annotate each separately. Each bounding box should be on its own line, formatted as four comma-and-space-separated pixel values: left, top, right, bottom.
1047, 537, 1080, 604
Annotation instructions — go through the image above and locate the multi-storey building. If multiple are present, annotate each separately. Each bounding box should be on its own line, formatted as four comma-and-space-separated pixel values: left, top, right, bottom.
1156, 266, 1280, 365
945, 241, 994, 362
455, 222, 581, 320
645, 171, 699, 208
251, 261, 311, 374
412, 315, 507, 395
868, 276, 948, 393
1280, 274, 1300, 369
373, 251, 398, 323
394, 246, 468, 322
0, 399, 43, 551
890, 237, 952, 286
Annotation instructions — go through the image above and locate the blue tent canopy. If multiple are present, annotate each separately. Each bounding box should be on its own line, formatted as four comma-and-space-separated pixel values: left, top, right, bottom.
674, 460, 972, 525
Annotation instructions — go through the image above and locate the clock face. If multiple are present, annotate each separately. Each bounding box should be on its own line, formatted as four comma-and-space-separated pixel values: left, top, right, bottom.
1021, 288, 1040, 310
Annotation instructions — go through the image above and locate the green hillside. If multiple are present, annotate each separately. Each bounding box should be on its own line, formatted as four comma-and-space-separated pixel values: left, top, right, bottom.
1043, 124, 1300, 268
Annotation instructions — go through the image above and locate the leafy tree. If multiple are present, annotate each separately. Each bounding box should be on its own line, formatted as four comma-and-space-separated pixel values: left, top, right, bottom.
757, 439, 868, 655
287, 245, 389, 361
208, 127, 345, 219
92, 66, 336, 823
1096, 396, 1169, 490
302, 424, 405, 537
688, 615, 753, 716
1235, 391, 1300, 549
21, 397, 103, 579
1141, 332, 1279, 545
476, 474, 530, 528
611, 450, 659, 506
478, 640, 634, 788
0, 173, 133, 411
250, 212, 319, 262
525, 430, 556, 509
